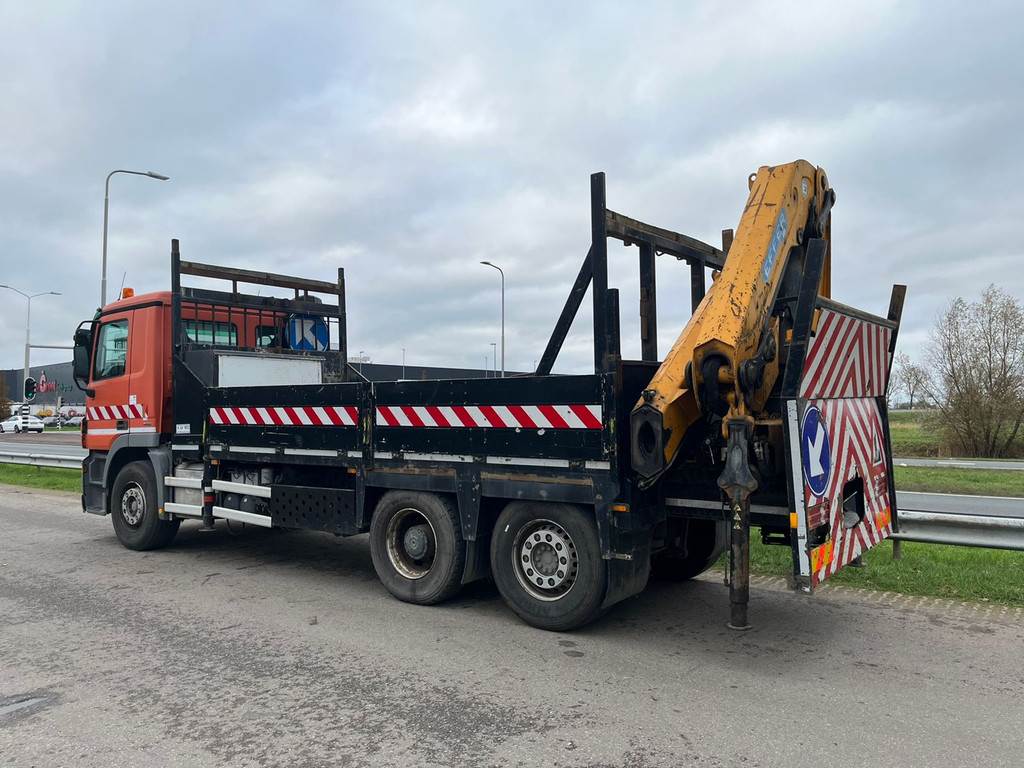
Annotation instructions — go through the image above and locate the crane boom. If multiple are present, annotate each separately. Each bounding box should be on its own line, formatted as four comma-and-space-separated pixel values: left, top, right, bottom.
630, 160, 834, 480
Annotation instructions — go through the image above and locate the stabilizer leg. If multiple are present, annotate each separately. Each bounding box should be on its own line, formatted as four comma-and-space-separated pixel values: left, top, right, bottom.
718, 417, 758, 630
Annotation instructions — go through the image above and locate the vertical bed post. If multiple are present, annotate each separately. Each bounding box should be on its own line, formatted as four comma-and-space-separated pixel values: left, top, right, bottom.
885, 284, 908, 560
170, 239, 182, 357
591, 173, 610, 373
337, 267, 348, 382
638, 242, 658, 361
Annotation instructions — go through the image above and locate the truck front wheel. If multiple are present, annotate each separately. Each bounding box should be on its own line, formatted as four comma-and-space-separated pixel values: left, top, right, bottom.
369, 491, 465, 605
110, 461, 180, 551
491, 502, 606, 631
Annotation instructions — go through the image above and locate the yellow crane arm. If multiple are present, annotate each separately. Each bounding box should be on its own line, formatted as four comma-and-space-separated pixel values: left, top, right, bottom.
630, 160, 833, 479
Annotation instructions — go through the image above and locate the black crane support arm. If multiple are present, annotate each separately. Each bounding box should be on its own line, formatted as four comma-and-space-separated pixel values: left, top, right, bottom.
605, 210, 725, 269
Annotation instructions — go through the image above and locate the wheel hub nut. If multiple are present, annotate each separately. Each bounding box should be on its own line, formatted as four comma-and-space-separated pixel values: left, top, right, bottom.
403, 524, 430, 560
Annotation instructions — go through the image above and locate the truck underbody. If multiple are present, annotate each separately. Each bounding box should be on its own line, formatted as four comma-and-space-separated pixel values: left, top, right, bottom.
77, 166, 905, 630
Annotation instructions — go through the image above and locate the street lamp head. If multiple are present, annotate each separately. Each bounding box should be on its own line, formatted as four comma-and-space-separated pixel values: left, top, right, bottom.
146, 171, 170, 181
48, 291, 62, 296
480, 260, 492, 266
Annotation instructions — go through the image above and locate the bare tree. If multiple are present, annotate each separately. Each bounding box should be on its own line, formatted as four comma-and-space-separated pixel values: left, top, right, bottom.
893, 352, 927, 409
923, 285, 1024, 457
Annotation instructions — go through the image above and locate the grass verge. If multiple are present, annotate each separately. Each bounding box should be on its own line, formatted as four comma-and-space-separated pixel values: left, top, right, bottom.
0, 464, 80, 493
889, 410, 941, 457
744, 536, 1024, 607
894, 466, 1024, 497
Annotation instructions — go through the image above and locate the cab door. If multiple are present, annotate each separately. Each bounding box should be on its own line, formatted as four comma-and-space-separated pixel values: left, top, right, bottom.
85, 311, 133, 452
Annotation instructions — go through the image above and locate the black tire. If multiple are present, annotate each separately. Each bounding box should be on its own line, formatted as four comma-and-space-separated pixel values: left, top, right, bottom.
369, 491, 465, 605
110, 460, 180, 551
651, 518, 728, 582
491, 502, 606, 631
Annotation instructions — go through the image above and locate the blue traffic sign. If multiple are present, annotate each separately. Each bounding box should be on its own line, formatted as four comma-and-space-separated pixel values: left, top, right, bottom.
801, 405, 831, 498
286, 315, 330, 352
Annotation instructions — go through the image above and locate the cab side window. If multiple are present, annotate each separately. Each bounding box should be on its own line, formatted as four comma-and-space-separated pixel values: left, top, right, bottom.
183, 320, 238, 347
93, 320, 129, 380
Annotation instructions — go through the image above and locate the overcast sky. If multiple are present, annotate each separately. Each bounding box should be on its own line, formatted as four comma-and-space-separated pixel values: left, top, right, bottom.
1, 1, 1021, 376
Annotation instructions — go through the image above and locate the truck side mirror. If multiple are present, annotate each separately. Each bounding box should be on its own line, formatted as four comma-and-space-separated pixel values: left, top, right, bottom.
72, 323, 94, 395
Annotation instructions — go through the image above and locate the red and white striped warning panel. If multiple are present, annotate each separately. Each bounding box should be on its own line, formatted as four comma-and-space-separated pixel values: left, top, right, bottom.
799, 308, 892, 399
799, 397, 893, 588
376, 404, 603, 430
87, 403, 148, 420
209, 406, 359, 427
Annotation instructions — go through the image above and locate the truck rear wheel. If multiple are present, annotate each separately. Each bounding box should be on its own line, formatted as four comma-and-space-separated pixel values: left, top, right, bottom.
111, 460, 180, 551
490, 502, 606, 631
369, 491, 465, 605
651, 518, 728, 581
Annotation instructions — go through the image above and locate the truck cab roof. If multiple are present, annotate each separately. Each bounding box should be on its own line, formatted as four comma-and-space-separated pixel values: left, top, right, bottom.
98, 290, 171, 316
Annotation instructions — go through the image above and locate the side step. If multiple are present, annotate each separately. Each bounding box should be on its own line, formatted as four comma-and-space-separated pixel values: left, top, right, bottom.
210, 479, 273, 527
165, 502, 203, 518
212, 505, 273, 528
211, 479, 272, 498
164, 473, 204, 520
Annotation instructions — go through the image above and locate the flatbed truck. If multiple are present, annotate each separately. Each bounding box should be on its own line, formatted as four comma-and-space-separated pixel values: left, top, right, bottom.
73, 163, 905, 630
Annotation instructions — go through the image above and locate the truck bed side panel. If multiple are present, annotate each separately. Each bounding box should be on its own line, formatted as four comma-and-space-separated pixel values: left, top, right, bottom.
206, 382, 365, 453
373, 375, 608, 463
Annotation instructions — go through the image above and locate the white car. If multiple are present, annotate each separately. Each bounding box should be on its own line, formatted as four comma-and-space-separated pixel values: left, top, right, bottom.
0, 414, 45, 433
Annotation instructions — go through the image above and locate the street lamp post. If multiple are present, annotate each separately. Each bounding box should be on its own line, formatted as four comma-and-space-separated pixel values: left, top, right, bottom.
480, 261, 504, 377
0, 286, 61, 424
101, 169, 170, 307
489, 342, 497, 378
402, 347, 406, 379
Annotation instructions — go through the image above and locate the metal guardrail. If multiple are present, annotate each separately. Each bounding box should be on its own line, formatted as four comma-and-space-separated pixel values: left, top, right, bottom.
0, 449, 82, 470
893, 509, 1024, 552
0, 449, 1021, 550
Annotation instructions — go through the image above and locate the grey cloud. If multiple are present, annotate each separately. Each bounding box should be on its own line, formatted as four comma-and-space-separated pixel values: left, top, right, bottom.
1, 0, 1021, 375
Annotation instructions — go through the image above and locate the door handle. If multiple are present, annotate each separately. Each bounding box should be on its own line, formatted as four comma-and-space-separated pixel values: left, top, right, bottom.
116, 419, 128, 431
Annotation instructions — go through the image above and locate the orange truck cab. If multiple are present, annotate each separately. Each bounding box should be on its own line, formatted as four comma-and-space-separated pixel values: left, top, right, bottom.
73, 286, 297, 515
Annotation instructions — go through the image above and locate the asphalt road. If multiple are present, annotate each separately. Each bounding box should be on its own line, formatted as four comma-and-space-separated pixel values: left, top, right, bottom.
0, 443, 85, 458
897, 491, 1024, 519
0, 433, 83, 457
895, 456, 1024, 471
2, 488, 1022, 767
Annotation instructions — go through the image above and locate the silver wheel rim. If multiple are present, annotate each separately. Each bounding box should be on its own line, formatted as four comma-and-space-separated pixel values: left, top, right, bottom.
121, 482, 146, 527
385, 507, 437, 580
512, 518, 578, 601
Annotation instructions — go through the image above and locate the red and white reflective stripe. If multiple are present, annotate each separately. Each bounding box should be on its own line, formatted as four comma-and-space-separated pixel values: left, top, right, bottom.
209, 406, 359, 427
87, 404, 148, 420
799, 309, 892, 399
375, 404, 603, 430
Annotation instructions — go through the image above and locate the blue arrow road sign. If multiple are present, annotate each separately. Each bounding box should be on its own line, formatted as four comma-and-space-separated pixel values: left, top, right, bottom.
801, 405, 831, 498
286, 315, 329, 352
